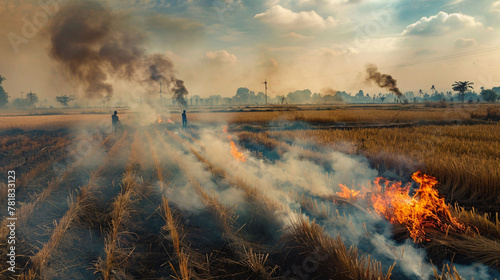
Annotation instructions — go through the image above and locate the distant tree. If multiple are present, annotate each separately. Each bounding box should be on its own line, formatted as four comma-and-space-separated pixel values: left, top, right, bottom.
234, 87, 251, 104
12, 98, 29, 109
26, 91, 38, 109
0, 75, 8, 107
0, 88, 8, 108
452, 81, 474, 104
56, 95, 76, 107
287, 89, 312, 104
480, 89, 498, 103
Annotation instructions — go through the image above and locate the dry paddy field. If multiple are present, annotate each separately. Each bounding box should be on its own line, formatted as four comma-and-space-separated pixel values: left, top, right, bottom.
0, 104, 499, 280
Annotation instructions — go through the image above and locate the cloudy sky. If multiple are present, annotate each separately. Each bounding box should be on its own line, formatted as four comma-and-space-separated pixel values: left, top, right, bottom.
1, 0, 500, 102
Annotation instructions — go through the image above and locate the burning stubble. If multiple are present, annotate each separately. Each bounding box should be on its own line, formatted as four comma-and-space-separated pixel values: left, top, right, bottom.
365, 64, 403, 97
48, 1, 188, 105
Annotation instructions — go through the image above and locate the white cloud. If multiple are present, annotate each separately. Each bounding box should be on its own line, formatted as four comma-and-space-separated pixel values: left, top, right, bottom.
254, 5, 337, 29
298, 0, 353, 5
318, 46, 359, 57
402, 11, 483, 36
282, 32, 315, 39
454, 38, 477, 49
203, 50, 238, 64
492, 1, 500, 12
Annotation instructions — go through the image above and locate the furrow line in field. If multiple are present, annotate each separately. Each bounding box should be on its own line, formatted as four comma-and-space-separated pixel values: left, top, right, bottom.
16, 132, 130, 279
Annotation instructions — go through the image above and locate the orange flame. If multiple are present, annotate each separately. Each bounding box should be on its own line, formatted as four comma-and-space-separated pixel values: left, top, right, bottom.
157, 116, 174, 124
337, 184, 361, 200
335, 171, 469, 242
230, 140, 246, 162
223, 126, 246, 162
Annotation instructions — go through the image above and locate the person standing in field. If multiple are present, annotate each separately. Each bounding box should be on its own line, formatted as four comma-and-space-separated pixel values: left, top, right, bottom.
112, 111, 120, 135
182, 110, 187, 129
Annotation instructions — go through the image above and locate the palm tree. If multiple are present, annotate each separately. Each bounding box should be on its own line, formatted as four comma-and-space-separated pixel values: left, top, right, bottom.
452, 81, 474, 104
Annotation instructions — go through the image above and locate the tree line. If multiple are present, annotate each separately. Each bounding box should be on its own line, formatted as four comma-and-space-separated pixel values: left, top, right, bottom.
0, 74, 498, 108
0, 75, 77, 109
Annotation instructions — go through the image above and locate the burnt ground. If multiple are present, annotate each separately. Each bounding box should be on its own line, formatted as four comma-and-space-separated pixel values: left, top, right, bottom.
0, 124, 499, 279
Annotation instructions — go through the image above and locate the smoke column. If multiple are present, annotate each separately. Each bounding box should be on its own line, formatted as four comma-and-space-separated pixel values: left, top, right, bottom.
48, 1, 188, 106
365, 64, 403, 97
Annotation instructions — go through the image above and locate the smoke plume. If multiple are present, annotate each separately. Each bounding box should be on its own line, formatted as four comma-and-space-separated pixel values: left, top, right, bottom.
365, 64, 402, 97
48, 1, 188, 105
321, 87, 338, 96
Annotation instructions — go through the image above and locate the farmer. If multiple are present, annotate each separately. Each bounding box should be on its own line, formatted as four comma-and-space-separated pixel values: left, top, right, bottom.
182, 110, 187, 129
111, 111, 120, 135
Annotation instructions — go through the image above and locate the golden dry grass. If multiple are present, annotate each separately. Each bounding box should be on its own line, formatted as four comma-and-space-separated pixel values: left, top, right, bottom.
0, 176, 66, 243
171, 104, 495, 124
25, 132, 129, 277
0, 114, 108, 130
161, 196, 204, 280
1, 104, 495, 130
283, 217, 393, 280
451, 205, 500, 240
432, 262, 463, 280
7, 105, 500, 279
0, 112, 136, 130
30, 192, 84, 272
248, 124, 500, 204
95, 170, 136, 280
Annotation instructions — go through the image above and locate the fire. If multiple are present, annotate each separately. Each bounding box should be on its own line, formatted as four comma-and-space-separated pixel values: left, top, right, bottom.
337, 184, 361, 200
223, 126, 246, 162
230, 141, 246, 162
335, 171, 468, 242
157, 115, 174, 124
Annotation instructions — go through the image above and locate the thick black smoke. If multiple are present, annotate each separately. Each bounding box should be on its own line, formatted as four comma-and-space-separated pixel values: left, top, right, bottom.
48, 1, 188, 106
365, 64, 402, 97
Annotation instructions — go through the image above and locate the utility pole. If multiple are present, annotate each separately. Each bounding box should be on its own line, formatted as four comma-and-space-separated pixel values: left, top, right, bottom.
262, 79, 268, 105
21, 91, 23, 99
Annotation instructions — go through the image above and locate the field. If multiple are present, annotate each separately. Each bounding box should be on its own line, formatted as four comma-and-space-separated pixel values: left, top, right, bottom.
1, 104, 499, 280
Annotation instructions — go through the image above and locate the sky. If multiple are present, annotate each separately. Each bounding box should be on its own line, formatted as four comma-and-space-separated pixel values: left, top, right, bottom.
1, 0, 500, 104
